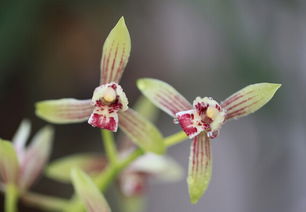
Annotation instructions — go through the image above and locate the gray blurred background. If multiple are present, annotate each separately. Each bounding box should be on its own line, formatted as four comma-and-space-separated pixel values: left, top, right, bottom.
0, 0, 305, 211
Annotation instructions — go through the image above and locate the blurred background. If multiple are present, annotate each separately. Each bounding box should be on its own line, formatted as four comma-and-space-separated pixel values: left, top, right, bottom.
0, 0, 305, 211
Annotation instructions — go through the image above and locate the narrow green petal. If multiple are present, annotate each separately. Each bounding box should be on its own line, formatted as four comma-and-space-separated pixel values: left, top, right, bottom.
19, 126, 54, 190
221, 83, 281, 120
137, 78, 192, 117
35, 98, 93, 124
46, 154, 106, 183
0, 140, 19, 184
187, 133, 212, 204
71, 168, 111, 212
100, 17, 131, 84
118, 109, 165, 154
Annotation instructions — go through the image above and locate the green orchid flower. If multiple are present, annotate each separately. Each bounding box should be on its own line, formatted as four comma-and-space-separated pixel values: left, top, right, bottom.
35, 17, 164, 154
137, 78, 281, 203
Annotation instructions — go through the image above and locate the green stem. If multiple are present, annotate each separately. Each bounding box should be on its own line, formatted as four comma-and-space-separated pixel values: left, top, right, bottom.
101, 129, 118, 165
164, 131, 188, 147
5, 183, 18, 212
22, 192, 69, 211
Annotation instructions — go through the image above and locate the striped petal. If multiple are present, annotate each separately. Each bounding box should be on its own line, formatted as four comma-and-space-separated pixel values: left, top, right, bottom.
46, 154, 106, 183
137, 78, 192, 117
0, 140, 19, 184
71, 168, 111, 212
221, 83, 281, 121
187, 133, 212, 204
118, 109, 165, 154
12, 119, 31, 158
100, 17, 131, 84
35, 98, 93, 124
18, 126, 54, 190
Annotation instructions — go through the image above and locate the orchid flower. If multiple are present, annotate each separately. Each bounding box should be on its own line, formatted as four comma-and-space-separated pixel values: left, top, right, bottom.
137, 78, 281, 203
71, 168, 111, 212
35, 17, 164, 154
0, 120, 53, 193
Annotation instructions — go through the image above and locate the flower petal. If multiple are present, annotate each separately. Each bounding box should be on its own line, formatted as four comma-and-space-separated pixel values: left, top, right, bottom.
12, 119, 31, 158
18, 126, 54, 190
187, 133, 212, 204
0, 139, 19, 184
119, 172, 147, 197
128, 153, 183, 183
35, 98, 93, 124
71, 168, 111, 212
133, 96, 159, 123
100, 17, 131, 84
137, 78, 192, 117
118, 109, 165, 154
46, 154, 106, 183
221, 83, 281, 121
88, 109, 119, 132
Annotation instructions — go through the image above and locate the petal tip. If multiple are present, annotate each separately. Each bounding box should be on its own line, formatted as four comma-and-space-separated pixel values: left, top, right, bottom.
136, 78, 147, 91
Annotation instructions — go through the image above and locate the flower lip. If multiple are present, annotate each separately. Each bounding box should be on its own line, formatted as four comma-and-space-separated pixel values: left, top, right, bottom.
175, 97, 226, 139
88, 83, 128, 131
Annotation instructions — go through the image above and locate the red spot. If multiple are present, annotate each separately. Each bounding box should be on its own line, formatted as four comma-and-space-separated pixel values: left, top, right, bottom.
195, 102, 208, 115
110, 83, 117, 89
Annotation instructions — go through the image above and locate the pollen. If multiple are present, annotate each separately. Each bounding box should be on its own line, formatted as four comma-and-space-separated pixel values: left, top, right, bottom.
103, 87, 117, 103
206, 107, 219, 120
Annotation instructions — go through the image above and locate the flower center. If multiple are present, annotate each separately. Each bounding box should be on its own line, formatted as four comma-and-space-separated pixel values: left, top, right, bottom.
175, 97, 226, 139
206, 106, 219, 120
101, 87, 117, 104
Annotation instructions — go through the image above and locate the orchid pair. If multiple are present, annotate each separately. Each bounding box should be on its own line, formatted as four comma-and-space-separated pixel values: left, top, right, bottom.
0, 120, 53, 211
30, 15, 281, 212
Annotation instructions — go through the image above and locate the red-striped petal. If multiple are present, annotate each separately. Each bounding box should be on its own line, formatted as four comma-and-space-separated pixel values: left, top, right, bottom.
221, 83, 281, 121
118, 109, 165, 154
187, 133, 212, 204
100, 17, 131, 84
137, 78, 192, 117
35, 99, 93, 124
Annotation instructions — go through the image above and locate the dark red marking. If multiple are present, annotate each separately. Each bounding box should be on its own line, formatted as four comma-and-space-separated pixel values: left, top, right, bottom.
88, 113, 117, 131
177, 113, 197, 137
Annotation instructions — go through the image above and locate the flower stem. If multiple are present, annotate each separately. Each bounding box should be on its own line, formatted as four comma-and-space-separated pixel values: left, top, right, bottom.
101, 129, 118, 165
164, 131, 188, 147
5, 183, 18, 212
22, 192, 69, 211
